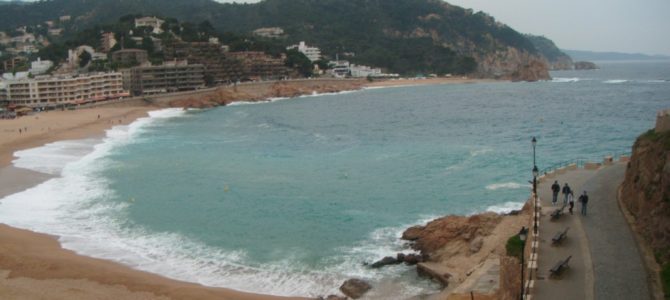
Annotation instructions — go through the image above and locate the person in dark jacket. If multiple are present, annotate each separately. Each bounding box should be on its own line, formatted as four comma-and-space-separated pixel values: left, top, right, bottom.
551, 181, 560, 205
579, 191, 589, 215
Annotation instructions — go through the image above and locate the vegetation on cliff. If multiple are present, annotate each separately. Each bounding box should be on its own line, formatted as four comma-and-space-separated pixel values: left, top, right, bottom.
526, 34, 573, 70
0, 0, 557, 78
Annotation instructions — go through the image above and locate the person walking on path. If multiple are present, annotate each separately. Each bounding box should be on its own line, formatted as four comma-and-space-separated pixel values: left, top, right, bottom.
551, 180, 560, 205
562, 183, 572, 205
579, 191, 589, 216
568, 191, 575, 214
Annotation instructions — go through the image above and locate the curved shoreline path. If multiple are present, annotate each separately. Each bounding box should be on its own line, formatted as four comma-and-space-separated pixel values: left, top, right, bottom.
534, 162, 650, 300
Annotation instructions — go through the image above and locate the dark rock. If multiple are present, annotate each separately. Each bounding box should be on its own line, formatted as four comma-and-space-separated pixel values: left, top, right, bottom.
403, 253, 424, 265
340, 278, 372, 299
506, 209, 521, 215
370, 256, 399, 268
396, 253, 405, 262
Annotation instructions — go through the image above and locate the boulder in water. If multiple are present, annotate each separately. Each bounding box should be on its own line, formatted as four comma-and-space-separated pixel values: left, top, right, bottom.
370, 256, 399, 268
340, 278, 372, 299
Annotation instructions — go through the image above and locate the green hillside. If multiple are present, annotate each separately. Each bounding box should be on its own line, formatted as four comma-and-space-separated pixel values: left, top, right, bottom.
0, 0, 555, 76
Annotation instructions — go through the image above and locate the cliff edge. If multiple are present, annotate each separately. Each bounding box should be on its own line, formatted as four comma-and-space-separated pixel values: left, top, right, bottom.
620, 109, 670, 295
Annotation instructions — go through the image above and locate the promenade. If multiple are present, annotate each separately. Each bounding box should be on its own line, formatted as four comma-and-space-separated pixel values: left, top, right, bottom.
533, 162, 651, 300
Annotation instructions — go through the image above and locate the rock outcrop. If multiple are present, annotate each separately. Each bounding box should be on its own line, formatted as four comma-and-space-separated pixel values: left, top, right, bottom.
475, 47, 550, 81
370, 256, 400, 268
574, 61, 598, 70
402, 213, 503, 256
339, 278, 372, 299
620, 113, 670, 265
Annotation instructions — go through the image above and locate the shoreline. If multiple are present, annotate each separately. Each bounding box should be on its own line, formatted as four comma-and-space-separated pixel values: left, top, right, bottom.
0, 77, 500, 299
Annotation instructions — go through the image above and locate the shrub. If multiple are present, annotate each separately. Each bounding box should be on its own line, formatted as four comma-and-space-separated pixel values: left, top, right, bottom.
661, 263, 670, 298
506, 235, 524, 260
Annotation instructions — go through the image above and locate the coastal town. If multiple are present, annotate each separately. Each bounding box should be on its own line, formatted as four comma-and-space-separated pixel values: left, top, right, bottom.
0, 1, 668, 300
0, 15, 398, 118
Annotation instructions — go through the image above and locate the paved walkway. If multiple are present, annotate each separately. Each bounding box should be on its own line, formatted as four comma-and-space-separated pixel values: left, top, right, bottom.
534, 168, 595, 300
533, 163, 651, 300
580, 163, 650, 299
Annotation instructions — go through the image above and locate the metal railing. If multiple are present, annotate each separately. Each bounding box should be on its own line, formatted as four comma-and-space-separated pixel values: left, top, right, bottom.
539, 150, 631, 175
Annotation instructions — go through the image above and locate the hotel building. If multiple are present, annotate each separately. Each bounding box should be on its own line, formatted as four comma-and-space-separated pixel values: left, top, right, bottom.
129, 62, 205, 96
4, 72, 127, 107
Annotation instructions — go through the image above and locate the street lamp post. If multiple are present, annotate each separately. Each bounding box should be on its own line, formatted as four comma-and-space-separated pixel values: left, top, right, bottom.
532, 137, 538, 235
519, 227, 528, 300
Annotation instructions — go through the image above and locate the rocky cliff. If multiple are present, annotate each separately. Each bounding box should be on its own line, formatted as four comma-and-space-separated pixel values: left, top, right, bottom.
475, 47, 550, 81
620, 114, 670, 265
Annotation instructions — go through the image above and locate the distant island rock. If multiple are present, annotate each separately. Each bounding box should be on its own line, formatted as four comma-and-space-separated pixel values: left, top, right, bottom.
574, 61, 598, 70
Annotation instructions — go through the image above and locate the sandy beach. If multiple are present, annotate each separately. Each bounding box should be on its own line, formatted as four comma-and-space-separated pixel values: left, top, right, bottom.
0, 77, 499, 300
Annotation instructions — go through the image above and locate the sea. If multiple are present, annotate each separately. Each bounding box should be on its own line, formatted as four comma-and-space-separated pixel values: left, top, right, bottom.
1, 61, 669, 299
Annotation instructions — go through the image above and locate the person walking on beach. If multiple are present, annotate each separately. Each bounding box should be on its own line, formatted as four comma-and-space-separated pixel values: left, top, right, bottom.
568, 191, 575, 214
562, 183, 572, 205
551, 180, 560, 205
579, 191, 589, 216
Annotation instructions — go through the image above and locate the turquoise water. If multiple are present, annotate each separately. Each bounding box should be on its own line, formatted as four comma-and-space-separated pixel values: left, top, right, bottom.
2, 61, 669, 298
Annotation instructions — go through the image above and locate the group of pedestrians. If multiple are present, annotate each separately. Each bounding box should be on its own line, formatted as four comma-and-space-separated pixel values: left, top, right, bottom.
551, 180, 589, 215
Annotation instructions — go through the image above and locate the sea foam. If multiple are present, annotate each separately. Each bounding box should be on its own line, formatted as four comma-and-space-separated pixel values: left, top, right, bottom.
1, 107, 438, 298
485, 201, 525, 214
485, 182, 529, 190
603, 79, 628, 84
551, 77, 580, 83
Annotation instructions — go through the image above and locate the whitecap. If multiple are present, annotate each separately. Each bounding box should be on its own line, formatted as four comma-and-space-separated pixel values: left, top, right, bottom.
469, 147, 493, 157
551, 77, 580, 83
485, 182, 529, 190
603, 79, 628, 84
12, 139, 99, 175
485, 201, 525, 214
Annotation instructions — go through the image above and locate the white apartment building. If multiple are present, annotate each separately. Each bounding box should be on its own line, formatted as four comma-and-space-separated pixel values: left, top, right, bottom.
29, 58, 54, 75
5, 72, 128, 107
134, 16, 165, 34
287, 41, 321, 62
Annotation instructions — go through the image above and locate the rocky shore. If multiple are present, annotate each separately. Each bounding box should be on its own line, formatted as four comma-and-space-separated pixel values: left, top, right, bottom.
334, 204, 532, 299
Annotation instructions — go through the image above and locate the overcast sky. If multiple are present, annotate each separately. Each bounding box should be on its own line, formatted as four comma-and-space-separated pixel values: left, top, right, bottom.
445, 0, 670, 55
215, 0, 670, 56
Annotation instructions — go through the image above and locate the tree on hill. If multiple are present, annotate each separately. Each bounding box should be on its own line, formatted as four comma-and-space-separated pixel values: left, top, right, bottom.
285, 49, 312, 77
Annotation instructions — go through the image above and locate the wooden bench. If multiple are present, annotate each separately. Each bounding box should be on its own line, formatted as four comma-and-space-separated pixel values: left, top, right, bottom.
552, 227, 569, 245
550, 204, 567, 220
549, 255, 572, 277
